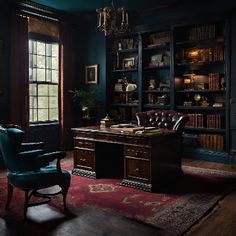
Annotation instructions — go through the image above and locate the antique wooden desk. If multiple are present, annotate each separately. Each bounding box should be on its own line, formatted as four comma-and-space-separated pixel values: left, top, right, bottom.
72, 126, 183, 192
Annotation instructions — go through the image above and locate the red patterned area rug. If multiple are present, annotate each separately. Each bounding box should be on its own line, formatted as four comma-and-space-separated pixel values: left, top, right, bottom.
0, 157, 236, 236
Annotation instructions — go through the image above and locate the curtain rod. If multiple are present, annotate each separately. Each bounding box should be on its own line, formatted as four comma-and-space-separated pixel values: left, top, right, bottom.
15, 0, 62, 22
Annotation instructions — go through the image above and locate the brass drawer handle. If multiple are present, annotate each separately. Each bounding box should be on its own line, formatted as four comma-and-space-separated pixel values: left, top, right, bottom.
135, 168, 140, 172
80, 158, 86, 162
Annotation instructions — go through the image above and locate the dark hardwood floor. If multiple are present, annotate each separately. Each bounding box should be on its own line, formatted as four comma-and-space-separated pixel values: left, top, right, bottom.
0, 155, 236, 236
182, 158, 236, 236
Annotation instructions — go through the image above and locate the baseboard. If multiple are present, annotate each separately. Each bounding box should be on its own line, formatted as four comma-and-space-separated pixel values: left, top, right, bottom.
183, 147, 232, 164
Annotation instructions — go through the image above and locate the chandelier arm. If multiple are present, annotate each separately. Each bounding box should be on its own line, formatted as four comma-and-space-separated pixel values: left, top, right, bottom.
96, 0, 129, 37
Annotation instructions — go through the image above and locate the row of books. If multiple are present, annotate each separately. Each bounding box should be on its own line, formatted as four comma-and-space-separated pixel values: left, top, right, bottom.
186, 114, 204, 128
198, 134, 224, 151
189, 24, 216, 41
208, 73, 222, 90
186, 113, 222, 129
211, 46, 224, 62
206, 114, 222, 128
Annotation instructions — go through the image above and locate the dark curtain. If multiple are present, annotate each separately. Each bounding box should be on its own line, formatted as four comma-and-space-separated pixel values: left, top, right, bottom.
10, 14, 29, 139
59, 22, 76, 150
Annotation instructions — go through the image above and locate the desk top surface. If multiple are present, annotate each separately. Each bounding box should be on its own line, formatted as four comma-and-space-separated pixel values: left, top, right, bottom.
72, 125, 176, 138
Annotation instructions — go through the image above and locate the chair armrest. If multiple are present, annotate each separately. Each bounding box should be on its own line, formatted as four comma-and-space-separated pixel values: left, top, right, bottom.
19, 149, 44, 158
19, 151, 65, 170
20, 142, 44, 152
173, 115, 189, 132
36, 151, 66, 163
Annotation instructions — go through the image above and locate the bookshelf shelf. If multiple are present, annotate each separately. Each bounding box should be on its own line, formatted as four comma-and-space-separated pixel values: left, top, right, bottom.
176, 89, 225, 93
176, 106, 225, 111
110, 103, 138, 107
143, 104, 171, 109
110, 48, 138, 54
111, 68, 138, 73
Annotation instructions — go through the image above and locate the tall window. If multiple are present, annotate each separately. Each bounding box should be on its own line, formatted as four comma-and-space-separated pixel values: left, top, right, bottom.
29, 38, 59, 123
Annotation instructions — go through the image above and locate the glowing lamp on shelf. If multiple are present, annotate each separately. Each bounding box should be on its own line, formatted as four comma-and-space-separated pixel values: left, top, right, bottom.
96, 0, 129, 37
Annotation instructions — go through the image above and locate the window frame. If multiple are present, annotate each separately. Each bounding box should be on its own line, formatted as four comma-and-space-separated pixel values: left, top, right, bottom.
28, 33, 60, 125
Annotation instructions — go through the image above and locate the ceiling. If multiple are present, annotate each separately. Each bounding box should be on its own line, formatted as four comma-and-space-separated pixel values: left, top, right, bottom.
29, 0, 186, 13
27, 0, 236, 15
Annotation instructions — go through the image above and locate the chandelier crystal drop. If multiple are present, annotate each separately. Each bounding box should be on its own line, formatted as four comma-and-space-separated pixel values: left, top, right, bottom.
96, 0, 129, 37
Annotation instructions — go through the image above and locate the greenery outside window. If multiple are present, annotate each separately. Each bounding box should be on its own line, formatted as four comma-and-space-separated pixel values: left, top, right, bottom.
29, 37, 59, 123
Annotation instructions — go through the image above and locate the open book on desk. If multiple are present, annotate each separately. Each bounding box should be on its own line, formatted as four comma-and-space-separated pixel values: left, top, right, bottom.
110, 124, 161, 134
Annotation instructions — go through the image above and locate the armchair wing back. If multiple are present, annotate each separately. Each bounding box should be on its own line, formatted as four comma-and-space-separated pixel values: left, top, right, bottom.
136, 110, 189, 132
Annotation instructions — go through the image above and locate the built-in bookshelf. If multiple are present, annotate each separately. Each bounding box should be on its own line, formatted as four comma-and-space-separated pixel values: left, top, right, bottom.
141, 31, 171, 110
106, 19, 229, 158
106, 34, 139, 122
173, 20, 229, 154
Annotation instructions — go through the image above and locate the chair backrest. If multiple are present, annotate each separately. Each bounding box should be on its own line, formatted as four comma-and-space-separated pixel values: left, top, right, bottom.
0, 126, 25, 171
136, 109, 189, 132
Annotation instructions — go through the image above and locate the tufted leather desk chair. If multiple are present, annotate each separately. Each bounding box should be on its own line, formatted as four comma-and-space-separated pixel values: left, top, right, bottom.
136, 109, 189, 132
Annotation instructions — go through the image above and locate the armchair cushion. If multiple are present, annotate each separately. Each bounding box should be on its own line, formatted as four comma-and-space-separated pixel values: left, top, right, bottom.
136, 109, 189, 132
8, 165, 71, 189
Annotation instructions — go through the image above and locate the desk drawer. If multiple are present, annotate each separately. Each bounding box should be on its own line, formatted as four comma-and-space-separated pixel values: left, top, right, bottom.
74, 149, 95, 170
74, 139, 95, 149
124, 146, 150, 160
75, 132, 95, 139
95, 133, 124, 143
125, 159, 150, 182
126, 137, 149, 146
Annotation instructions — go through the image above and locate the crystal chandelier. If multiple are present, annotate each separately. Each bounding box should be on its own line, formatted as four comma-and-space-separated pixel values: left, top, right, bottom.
96, 0, 129, 37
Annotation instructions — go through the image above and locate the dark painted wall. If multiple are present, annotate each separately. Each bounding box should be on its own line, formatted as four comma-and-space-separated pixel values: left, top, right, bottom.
230, 12, 236, 151
75, 14, 106, 122
0, 4, 10, 124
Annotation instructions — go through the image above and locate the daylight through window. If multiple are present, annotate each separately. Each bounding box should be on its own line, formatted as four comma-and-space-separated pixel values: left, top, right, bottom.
29, 39, 59, 123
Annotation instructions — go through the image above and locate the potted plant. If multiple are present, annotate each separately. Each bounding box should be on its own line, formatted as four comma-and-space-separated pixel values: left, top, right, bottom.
69, 88, 96, 119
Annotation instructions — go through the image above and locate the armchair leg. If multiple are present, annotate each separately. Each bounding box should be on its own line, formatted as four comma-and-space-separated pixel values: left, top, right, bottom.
24, 190, 31, 218
61, 185, 70, 212
6, 181, 13, 209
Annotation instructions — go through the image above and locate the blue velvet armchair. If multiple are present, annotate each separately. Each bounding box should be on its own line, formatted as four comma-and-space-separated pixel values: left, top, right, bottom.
0, 125, 71, 218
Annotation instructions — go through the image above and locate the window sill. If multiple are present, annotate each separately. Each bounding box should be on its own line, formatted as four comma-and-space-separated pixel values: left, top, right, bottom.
30, 122, 59, 128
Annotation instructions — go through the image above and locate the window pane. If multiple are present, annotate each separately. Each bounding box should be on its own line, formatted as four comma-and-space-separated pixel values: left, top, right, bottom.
52, 44, 58, 57
29, 40, 33, 53
38, 97, 48, 108
30, 109, 37, 122
29, 68, 33, 81
46, 56, 52, 69
38, 84, 48, 96
52, 56, 58, 70
37, 42, 45, 55
49, 108, 58, 120
37, 68, 45, 81
33, 41, 37, 54
46, 44, 52, 56
52, 70, 58, 83
29, 54, 33, 68
49, 97, 58, 108
37, 55, 45, 68
29, 84, 37, 96
29, 96, 37, 110
32, 68, 37, 81
38, 109, 48, 121
33, 55, 37, 67
49, 84, 58, 96
46, 69, 52, 82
